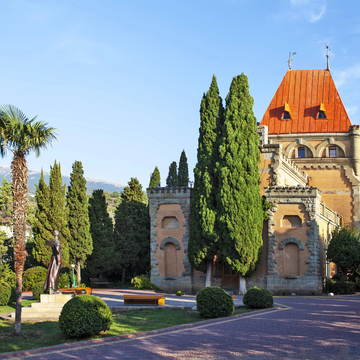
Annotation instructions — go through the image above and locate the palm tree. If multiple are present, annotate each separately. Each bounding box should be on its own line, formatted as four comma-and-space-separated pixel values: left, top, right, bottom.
0, 105, 57, 335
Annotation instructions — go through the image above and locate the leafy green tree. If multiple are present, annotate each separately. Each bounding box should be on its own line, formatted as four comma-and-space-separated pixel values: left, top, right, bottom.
114, 178, 150, 283
149, 166, 161, 188
177, 150, 189, 187
121, 177, 145, 203
0, 104, 57, 334
0, 177, 13, 225
67, 161, 93, 286
166, 161, 178, 187
327, 226, 360, 280
86, 189, 115, 278
49, 161, 70, 268
32, 170, 53, 267
217, 74, 263, 294
189, 75, 224, 286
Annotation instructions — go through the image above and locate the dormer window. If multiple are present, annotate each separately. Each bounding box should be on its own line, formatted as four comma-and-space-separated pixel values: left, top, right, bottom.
282, 102, 292, 120
317, 103, 327, 119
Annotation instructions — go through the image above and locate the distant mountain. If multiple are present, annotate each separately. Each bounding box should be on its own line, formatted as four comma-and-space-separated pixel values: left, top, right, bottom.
0, 166, 125, 195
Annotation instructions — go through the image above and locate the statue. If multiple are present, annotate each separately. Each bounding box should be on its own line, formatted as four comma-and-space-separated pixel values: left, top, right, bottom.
44, 230, 61, 294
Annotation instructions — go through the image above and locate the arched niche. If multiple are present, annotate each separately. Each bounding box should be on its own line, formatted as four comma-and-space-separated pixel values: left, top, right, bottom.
160, 236, 181, 250
279, 236, 304, 251
162, 216, 178, 229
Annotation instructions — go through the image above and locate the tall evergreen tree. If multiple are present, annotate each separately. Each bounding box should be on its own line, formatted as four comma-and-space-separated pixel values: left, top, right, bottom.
166, 161, 177, 187
48, 161, 70, 268
0, 177, 13, 225
121, 177, 145, 203
177, 150, 189, 187
114, 178, 150, 283
149, 166, 161, 188
188, 75, 224, 286
32, 170, 53, 267
86, 189, 115, 278
217, 73, 263, 294
67, 161, 93, 286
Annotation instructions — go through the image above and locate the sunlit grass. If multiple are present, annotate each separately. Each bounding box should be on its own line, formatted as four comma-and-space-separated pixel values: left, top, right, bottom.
0, 306, 256, 354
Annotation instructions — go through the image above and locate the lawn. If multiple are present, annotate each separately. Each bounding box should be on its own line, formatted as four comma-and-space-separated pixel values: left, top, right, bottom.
0, 307, 256, 354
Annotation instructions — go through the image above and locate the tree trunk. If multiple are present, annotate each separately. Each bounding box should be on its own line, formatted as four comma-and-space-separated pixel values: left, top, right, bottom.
77, 261, 81, 287
205, 260, 212, 287
12, 154, 29, 335
122, 267, 126, 284
238, 274, 246, 295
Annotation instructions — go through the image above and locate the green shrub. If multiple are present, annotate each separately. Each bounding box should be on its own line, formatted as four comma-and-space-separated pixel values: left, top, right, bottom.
332, 273, 343, 281
0, 282, 11, 306
131, 275, 154, 290
59, 295, 113, 338
0, 263, 16, 288
243, 286, 273, 309
311, 291, 316, 296
58, 272, 70, 289
196, 286, 234, 319
281, 290, 286, 296
22, 266, 47, 291
327, 279, 355, 294
176, 291, 182, 296
32, 281, 45, 300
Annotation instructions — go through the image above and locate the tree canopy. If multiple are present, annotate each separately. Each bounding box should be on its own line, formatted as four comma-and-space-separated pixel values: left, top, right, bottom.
166, 161, 178, 187
327, 226, 360, 279
149, 166, 161, 188
67, 161, 93, 286
177, 150, 189, 187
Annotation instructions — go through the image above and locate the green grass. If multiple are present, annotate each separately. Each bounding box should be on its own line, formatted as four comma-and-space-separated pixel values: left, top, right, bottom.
0, 300, 37, 315
0, 307, 255, 354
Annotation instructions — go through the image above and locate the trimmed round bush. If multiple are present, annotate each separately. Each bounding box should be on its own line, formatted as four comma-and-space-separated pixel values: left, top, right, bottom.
22, 266, 47, 291
243, 286, 273, 309
32, 281, 45, 300
281, 290, 287, 296
59, 295, 113, 338
176, 291, 182, 296
327, 279, 355, 295
0, 282, 11, 306
196, 286, 234, 319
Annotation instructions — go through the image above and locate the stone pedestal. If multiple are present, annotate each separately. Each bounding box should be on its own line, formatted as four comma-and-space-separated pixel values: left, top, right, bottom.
10, 294, 73, 321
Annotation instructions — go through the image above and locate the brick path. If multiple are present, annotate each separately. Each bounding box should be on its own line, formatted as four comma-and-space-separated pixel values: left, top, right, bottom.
2, 294, 360, 359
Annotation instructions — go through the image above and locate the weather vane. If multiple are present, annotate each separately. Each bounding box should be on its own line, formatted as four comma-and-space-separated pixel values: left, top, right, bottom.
288, 52, 297, 70
325, 44, 331, 71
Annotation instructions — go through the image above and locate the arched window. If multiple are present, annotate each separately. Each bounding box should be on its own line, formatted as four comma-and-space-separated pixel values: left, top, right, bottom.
321, 145, 344, 158
291, 146, 313, 158
164, 243, 177, 277
281, 215, 302, 228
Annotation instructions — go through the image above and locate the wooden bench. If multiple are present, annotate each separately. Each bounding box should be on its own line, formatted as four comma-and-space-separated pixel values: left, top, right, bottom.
59, 287, 92, 296
90, 278, 110, 285
123, 294, 165, 306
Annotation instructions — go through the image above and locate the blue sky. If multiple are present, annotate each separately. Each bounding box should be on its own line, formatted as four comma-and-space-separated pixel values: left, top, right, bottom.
1, 0, 360, 189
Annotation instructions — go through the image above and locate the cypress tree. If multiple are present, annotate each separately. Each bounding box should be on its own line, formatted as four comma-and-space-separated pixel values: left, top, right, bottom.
0, 177, 13, 225
217, 73, 263, 294
86, 189, 115, 278
177, 150, 189, 187
188, 75, 224, 286
32, 170, 53, 267
166, 161, 177, 187
49, 161, 70, 269
149, 166, 161, 188
114, 178, 150, 283
67, 161, 93, 286
121, 177, 145, 203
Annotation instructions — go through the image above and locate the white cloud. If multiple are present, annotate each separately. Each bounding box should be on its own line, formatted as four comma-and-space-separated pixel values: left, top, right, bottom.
333, 64, 360, 88
309, 5, 326, 22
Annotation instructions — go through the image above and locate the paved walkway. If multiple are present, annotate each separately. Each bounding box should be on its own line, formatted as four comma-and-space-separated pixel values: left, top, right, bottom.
1, 292, 360, 359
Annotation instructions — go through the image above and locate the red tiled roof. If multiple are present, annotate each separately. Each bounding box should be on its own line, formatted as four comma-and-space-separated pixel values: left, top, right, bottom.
260, 70, 352, 134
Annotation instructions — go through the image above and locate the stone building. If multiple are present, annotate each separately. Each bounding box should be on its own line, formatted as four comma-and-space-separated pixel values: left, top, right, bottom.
148, 67, 357, 295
